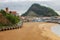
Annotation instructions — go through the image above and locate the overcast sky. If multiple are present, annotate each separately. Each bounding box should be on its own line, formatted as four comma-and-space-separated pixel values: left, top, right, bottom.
0, 0, 60, 15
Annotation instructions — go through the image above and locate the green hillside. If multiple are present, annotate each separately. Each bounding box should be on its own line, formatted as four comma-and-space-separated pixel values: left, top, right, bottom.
0, 9, 20, 26
22, 3, 59, 17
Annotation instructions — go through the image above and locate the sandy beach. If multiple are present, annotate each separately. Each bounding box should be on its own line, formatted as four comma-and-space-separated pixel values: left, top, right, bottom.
0, 22, 60, 40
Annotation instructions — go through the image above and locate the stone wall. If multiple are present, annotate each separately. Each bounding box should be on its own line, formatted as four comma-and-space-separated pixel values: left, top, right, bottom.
0, 21, 23, 31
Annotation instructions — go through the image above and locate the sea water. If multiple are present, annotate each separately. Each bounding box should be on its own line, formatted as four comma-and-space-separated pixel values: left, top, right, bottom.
51, 24, 60, 37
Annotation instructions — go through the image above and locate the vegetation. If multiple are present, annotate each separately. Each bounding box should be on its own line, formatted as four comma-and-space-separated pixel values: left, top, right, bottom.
22, 3, 59, 17
0, 9, 20, 26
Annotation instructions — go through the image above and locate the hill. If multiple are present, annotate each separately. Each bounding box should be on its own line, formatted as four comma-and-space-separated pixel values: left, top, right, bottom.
21, 3, 59, 17
0, 9, 20, 26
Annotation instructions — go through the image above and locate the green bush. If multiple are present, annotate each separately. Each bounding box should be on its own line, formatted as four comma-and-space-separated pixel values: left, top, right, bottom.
6, 14, 20, 24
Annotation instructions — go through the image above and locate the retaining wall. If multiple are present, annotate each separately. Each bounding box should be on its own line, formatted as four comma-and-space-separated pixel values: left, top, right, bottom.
0, 21, 23, 31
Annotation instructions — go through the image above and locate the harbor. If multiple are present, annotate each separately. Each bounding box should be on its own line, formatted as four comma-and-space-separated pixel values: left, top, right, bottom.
21, 16, 60, 24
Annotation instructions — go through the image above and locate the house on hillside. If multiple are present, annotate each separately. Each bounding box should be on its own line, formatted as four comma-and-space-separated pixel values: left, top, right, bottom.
4, 7, 18, 16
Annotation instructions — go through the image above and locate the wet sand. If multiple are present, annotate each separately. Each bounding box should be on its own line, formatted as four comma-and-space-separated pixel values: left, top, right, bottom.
0, 22, 60, 40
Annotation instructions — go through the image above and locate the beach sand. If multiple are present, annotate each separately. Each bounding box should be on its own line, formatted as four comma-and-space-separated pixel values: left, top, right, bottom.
0, 22, 60, 40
